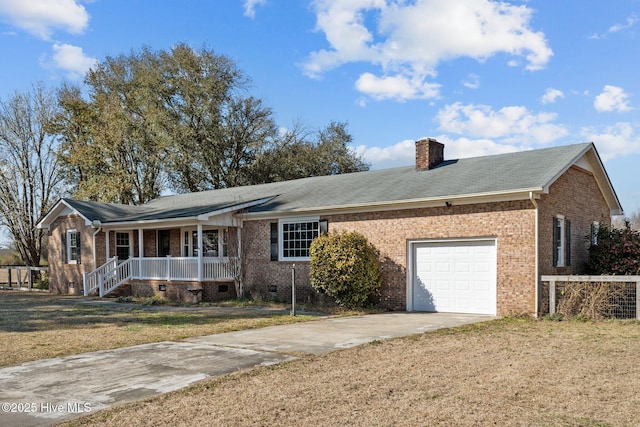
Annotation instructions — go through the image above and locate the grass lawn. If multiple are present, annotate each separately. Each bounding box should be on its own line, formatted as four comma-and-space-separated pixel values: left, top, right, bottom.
63, 317, 640, 427
0, 291, 319, 367
4, 291, 640, 426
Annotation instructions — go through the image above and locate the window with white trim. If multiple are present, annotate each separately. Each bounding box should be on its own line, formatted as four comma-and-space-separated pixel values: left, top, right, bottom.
66, 230, 81, 264
182, 228, 228, 257
553, 215, 571, 267
279, 218, 320, 261
590, 222, 600, 246
116, 232, 131, 260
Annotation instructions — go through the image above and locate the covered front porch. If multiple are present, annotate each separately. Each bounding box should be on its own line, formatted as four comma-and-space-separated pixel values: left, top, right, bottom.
84, 215, 242, 298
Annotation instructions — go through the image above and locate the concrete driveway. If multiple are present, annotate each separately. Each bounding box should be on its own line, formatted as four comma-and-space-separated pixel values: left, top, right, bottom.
0, 312, 493, 427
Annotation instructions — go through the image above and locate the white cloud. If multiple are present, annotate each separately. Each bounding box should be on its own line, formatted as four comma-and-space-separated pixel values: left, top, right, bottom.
581, 122, 640, 161
594, 85, 632, 112
50, 43, 97, 79
609, 14, 638, 33
462, 73, 480, 90
360, 135, 520, 169
434, 135, 519, 159
0, 0, 89, 40
357, 139, 415, 168
436, 102, 568, 144
589, 14, 638, 39
541, 88, 564, 104
243, 0, 266, 18
355, 72, 440, 101
304, 0, 552, 101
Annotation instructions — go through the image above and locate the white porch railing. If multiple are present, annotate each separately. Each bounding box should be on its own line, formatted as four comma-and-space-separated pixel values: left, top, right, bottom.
84, 256, 237, 298
101, 258, 135, 297
130, 257, 236, 281
83, 257, 118, 296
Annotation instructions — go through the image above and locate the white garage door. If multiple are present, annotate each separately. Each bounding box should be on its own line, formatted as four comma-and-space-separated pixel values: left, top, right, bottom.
411, 240, 497, 315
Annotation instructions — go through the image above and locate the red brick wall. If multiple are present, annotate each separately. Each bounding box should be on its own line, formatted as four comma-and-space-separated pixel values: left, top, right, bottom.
538, 166, 611, 276
244, 200, 537, 314
47, 215, 96, 294
130, 280, 236, 302
244, 167, 612, 315
143, 230, 157, 257
95, 231, 106, 266
537, 166, 612, 313
46, 167, 611, 313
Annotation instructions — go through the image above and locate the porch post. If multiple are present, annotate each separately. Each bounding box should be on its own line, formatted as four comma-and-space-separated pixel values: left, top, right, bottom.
138, 228, 144, 258
105, 230, 110, 259
636, 281, 640, 321
236, 226, 242, 260
549, 279, 556, 315
197, 223, 203, 282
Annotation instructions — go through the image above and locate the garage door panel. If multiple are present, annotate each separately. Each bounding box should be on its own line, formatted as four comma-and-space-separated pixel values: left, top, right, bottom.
417, 262, 432, 273
455, 280, 470, 291
454, 246, 471, 255
436, 262, 450, 272
436, 246, 452, 253
475, 262, 490, 273
475, 280, 490, 291
455, 262, 470, 272
455, 298, 471, 310
435, 280, 451, 291
413, 277, 436, 311
412, 240, 496, 315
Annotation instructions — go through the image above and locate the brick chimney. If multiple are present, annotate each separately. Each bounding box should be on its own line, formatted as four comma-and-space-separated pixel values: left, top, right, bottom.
415, 138, 444, 171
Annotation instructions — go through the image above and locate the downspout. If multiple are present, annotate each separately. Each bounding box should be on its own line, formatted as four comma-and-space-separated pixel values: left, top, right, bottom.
529, 192, 539, 318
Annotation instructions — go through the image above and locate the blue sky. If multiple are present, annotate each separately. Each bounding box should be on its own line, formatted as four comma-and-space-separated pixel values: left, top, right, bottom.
0, 0, 638, 215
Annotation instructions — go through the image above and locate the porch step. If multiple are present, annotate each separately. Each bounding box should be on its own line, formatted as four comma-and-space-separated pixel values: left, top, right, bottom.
103, 283, 132, 299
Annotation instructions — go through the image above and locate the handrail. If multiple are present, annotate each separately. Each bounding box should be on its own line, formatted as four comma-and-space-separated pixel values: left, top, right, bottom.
99, 258, 135, 297
83, 257, 118, 296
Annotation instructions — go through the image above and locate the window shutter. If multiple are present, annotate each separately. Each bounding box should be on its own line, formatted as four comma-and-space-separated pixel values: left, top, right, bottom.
76, 231, 82, 265
270, 223, 278, 261
552, 217, 560, 267
565, 219, 571, 266
319, 220, 328, 235
62, 231, 67, 264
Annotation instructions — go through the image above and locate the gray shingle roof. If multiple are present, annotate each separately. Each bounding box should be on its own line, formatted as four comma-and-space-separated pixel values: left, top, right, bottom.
60, 142, 601, 224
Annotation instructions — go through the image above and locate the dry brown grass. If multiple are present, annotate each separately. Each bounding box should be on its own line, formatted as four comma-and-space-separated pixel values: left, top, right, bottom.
0, 291, 316, 367
557, 281, 636, 320
64, 318, 640, 427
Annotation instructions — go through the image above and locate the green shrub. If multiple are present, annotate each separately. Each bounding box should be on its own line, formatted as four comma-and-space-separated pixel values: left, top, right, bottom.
586, 221, 640, 275
309, 231, 382, 308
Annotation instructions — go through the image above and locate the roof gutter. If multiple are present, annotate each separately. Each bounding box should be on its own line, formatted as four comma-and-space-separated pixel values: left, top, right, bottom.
243, 188, 544, 220
90, 197, 278, 228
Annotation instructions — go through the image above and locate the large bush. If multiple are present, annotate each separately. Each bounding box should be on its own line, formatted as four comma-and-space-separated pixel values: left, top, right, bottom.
586, 221, 640, 275
309, 231, 382, 308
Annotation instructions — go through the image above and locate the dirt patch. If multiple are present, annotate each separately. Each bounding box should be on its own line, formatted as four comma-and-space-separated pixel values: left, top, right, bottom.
65, 318, 640, 426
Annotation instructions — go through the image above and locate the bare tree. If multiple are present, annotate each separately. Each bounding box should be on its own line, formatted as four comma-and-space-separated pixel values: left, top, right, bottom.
0, 84, 63, 266
613, 210, 640, 230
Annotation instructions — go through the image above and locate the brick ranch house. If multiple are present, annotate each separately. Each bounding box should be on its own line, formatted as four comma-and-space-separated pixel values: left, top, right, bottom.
37, 139, 622, 316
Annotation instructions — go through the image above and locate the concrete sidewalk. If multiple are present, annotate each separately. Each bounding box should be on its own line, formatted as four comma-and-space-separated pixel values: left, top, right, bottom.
0, 312, 493, 427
